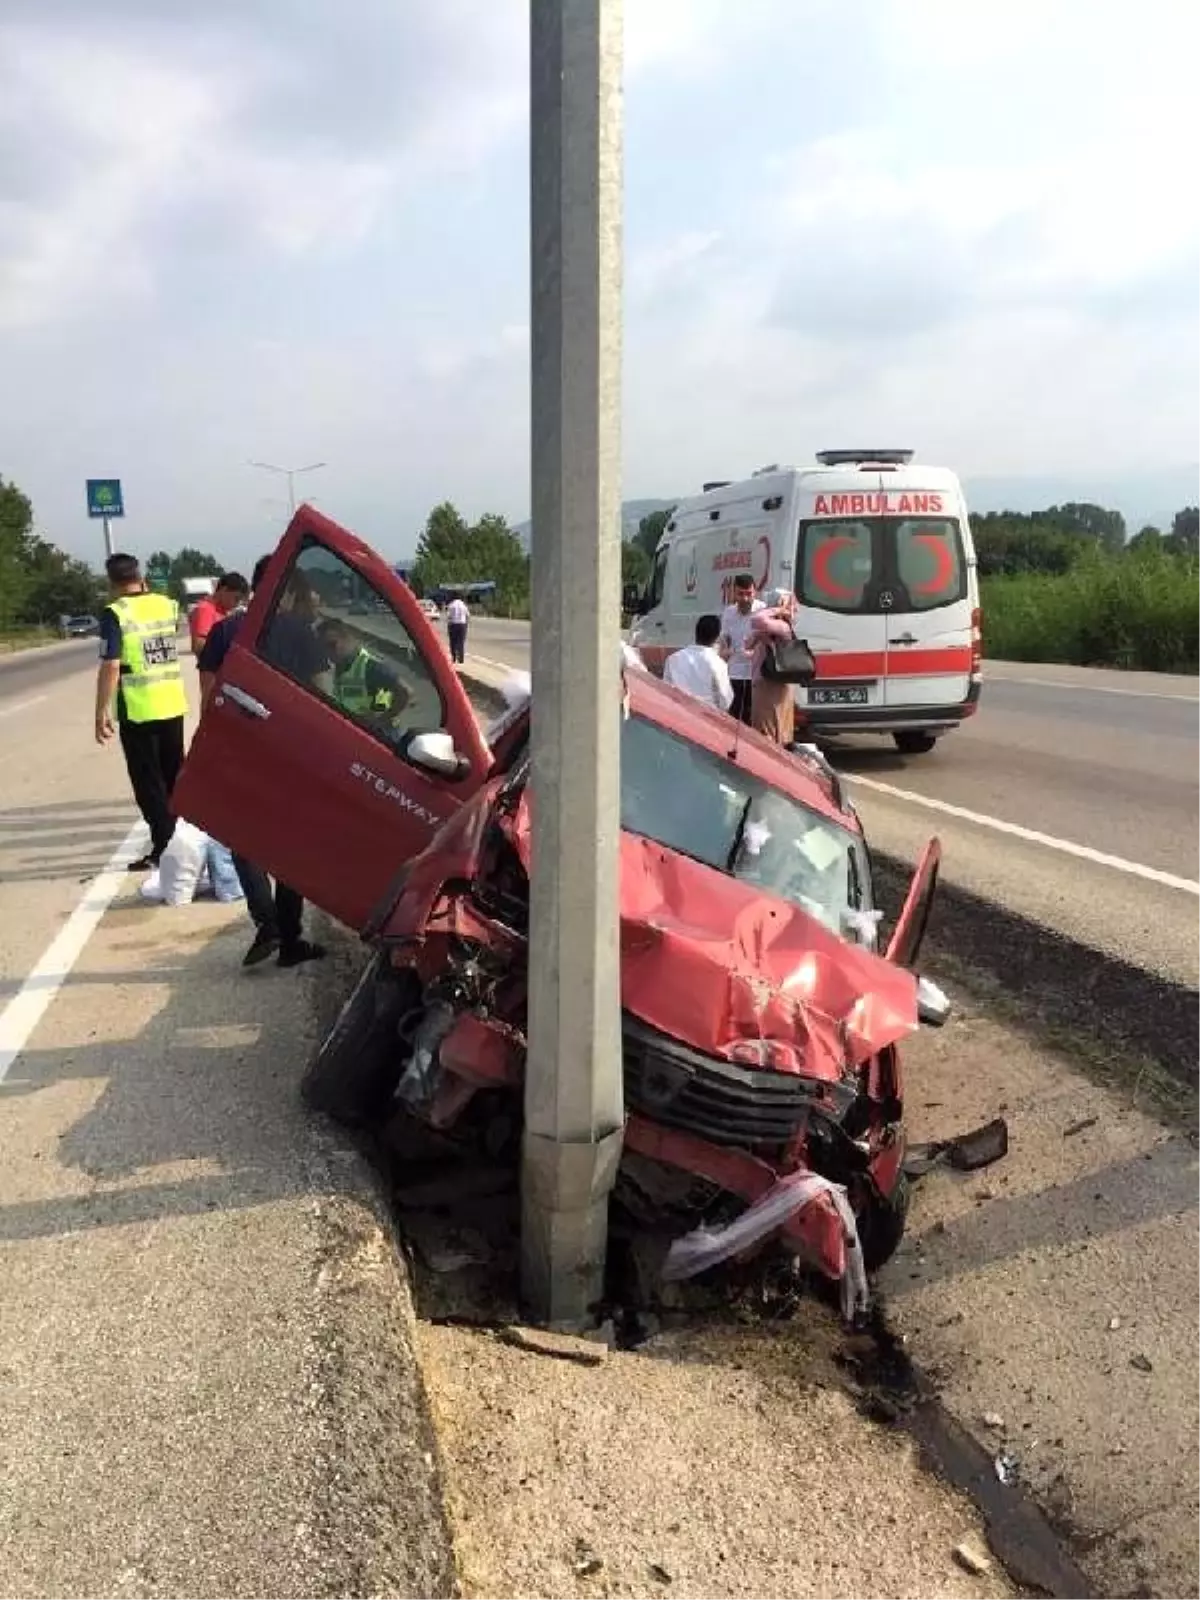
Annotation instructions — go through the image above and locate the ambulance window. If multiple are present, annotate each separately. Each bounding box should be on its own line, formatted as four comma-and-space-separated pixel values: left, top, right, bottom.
894, 520, 965, 610
800, 520, 873, 613
646, 546, 668, 610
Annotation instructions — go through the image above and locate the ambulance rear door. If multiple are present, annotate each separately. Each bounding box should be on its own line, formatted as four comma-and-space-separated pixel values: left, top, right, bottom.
881, 499, 973, 711
793, 491, 888, 717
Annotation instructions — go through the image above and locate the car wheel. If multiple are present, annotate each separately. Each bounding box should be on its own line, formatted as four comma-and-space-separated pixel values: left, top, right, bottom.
858, 1172, 911, 1273
301, 950, 415, 1127
893, 731, 938, 756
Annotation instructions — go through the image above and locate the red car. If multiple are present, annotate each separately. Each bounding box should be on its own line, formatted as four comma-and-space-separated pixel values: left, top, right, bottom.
175, 508, 947, 1314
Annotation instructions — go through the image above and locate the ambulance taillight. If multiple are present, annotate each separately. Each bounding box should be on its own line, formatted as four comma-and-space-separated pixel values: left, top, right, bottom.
970, 607, 983, 680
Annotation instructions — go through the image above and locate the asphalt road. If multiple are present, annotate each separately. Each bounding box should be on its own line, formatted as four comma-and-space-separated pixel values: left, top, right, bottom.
0, 642, 454, 1597
462, 619, 1200, 988
3, 627, 1196, 989
0, 632, 1194, 1597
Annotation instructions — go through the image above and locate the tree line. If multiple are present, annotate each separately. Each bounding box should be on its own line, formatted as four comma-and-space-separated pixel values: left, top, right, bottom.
0, 473, 227, 633
408, 501, 676, 607
621, 502, 1200, 586
1, 476, 102, 631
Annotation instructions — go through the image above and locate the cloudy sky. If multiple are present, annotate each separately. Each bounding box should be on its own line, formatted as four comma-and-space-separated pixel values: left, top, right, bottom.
1, 0, 1196, 567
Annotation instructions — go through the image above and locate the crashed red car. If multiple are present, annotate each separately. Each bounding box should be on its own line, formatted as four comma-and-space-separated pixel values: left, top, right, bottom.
175, 507, 948, 1316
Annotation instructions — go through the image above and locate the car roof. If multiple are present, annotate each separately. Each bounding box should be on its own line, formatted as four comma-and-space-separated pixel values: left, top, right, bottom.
625, 669, 854, 829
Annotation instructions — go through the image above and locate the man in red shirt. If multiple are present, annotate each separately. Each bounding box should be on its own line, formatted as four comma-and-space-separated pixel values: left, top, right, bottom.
188, 574, 244, 659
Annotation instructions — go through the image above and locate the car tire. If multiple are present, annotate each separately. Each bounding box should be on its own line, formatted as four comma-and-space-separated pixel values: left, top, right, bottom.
893, 731, 938, 756
300, 950, 414, 1127
858, 1172, 911, 1273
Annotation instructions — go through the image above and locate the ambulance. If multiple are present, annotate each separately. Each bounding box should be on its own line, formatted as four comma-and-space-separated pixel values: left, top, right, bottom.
628, 449, 982, 754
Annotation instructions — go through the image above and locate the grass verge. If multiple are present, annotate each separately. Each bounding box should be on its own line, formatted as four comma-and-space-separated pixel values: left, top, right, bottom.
981, 552, 1199, 671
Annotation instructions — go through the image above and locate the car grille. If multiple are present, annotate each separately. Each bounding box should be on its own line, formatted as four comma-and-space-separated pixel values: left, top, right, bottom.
622, 1014, 820, 1152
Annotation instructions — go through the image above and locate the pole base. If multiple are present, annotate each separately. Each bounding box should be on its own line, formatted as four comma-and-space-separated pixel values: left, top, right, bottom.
520, 1125, 624, 1329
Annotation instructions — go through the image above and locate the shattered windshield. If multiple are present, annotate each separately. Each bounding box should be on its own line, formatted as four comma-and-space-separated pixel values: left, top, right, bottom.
620, 714, 874, 943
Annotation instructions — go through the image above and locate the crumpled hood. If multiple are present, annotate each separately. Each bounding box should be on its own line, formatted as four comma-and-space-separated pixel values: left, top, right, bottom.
507, 802, 919, 1079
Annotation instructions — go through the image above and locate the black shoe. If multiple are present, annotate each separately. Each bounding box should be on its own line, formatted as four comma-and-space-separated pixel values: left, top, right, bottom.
278, 939, 326, 968
128, 854, 157, 872
243, 928, 281, 967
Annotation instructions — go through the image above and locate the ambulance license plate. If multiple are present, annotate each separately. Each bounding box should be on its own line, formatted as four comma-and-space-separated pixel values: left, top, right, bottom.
810, 684, 870, 707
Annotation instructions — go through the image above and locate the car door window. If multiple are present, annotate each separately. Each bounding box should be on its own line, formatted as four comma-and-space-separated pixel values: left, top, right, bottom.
256, 536, 447, 749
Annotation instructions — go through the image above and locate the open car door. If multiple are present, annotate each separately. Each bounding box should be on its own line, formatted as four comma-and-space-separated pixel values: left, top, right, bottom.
885, 836, 941, 969
174, 506, 491, 932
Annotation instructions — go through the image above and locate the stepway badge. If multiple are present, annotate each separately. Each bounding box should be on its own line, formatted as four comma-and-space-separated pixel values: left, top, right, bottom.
86, 479, 124, 518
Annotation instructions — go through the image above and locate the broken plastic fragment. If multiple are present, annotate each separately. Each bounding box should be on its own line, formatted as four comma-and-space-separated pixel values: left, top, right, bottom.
841, 907, 884, 950
661, 1170, 869, 1322
796, 825, 842, 874
395, 1002, 457, 1108
952, 1538, 992, 1576
499, 670, 531, 708
904, 1117, 1009, 1180
742, 819, 772, 857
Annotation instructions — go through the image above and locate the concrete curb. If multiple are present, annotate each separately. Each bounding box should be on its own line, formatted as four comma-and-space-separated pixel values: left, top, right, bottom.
305, 925, 461, 1598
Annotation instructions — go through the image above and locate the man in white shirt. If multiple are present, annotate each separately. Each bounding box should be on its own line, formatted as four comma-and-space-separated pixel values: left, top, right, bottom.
663, 614, 734, 712
445, 595, 469, 664
718, 573, 765, 723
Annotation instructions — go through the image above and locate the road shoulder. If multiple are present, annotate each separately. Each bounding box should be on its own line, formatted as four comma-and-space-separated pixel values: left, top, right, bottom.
0, 890, 454, 1599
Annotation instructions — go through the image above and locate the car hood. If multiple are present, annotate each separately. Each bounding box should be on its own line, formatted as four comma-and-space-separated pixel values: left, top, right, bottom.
504, 800, 918, 1081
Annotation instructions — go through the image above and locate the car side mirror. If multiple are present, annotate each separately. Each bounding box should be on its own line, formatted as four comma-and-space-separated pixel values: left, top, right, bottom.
916, 975, 951, 1027
407, 730, 468, 779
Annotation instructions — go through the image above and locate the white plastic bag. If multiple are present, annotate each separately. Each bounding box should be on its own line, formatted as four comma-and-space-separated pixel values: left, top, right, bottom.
139, 868, 164, 903
157, 820, 211, 906
662, 1170, 870, 1321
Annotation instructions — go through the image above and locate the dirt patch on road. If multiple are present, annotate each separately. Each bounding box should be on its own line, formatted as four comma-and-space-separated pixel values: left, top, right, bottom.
417, 1313, 1014, 1600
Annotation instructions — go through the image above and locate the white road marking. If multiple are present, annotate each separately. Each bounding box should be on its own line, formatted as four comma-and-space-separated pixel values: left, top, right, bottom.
991, 674, 1197, 703
0, 694, 48, 721
848, 774, 1200, 895
0, 821, 144, 1085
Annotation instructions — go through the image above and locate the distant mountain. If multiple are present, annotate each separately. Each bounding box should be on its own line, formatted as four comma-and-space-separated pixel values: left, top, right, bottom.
964, 465, 1198, 535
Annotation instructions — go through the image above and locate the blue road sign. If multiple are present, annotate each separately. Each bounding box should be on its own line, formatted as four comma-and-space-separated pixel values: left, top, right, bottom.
86, 479, 124, 519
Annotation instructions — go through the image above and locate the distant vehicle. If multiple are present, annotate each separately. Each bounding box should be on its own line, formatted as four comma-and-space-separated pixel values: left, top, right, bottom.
419, 598, 440, 619
627, 449, 982, 756
60, 614, 98, 639
180, 576, 217, 602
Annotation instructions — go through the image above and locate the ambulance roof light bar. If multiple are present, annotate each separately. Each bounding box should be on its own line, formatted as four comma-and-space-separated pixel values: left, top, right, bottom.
816, 448, 914, 468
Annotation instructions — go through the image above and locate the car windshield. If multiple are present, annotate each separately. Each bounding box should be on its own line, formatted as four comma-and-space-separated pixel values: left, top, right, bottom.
620, 713, 871, 940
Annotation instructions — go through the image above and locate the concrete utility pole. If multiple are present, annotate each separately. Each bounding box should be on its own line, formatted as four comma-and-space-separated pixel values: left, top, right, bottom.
522, 0, 625, 1325
248, 459, 326, 515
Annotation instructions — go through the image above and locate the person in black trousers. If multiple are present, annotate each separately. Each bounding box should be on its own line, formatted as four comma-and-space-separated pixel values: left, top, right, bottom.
197, 556, 326, 969
445, 595, 469, 664
95, 553, 189, 870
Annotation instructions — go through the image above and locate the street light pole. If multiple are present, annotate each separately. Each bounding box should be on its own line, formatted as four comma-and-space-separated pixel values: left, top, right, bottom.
523, 0, 625, 1326
248, 459, 326, 515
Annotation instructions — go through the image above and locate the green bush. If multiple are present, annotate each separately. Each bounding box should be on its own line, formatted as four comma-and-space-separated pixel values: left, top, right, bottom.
981, 548, 1199, 672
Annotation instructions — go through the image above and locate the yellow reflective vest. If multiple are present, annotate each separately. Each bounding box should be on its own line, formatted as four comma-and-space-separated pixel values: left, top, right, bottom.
110, 593, 188, 723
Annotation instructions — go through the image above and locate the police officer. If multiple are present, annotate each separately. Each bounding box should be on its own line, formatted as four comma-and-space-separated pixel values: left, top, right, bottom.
316, 619, 410, 727
95, 552, 188, 870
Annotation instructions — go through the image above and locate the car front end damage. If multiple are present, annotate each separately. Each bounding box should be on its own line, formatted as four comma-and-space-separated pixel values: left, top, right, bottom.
308, 770, 927, 1319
